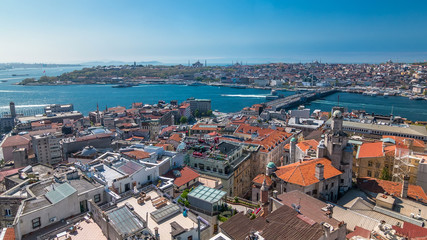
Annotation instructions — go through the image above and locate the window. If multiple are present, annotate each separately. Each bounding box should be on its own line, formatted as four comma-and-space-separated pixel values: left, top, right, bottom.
331, 182, 334, 188
368, 161, 373, 167
4, 209, 11, 216
341, 179, 344, 184
199, 164, 205, 170
147, 175, 151, 181
32, 217, 41, 229
367, 170, 372, 177
194, 163, 197, 168
312, 190, 317, 195
325, 184, 328, 190
94, 194, 101, 203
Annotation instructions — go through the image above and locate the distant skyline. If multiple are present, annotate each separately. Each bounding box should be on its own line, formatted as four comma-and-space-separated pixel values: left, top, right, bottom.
1, 0, 427, 64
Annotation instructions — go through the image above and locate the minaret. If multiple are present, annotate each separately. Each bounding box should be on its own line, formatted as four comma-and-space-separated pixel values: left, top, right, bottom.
96, 103, 100, 124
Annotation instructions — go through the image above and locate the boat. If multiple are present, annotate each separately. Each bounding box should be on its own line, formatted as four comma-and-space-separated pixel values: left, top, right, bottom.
187, 82, 207, 86
11, 74, 29, 77
112, 83, 138, 88
230, 85, 246, 89
1, 80, 7, 82
266, 95, 279, 101
409, 96, 425, 100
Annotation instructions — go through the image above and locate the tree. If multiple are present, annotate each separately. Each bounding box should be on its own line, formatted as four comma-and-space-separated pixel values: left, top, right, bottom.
380, 167, 391, 181
207, 110, 213, 116
194, 109, 201, 118
180, 116, 188, 124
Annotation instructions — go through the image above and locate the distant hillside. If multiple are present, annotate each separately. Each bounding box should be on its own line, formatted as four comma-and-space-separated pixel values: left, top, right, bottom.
0, 63, 80, 70
80, 61, 163, 66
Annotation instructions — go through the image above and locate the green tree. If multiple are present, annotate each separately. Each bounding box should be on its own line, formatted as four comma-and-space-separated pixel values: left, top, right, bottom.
180, 116, 188, 124
194, 110, 201, 118
207, 110, 213, 116
380, 167, 391, 180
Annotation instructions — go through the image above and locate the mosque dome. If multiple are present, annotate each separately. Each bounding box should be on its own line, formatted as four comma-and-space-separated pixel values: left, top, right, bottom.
333, 110, 342, 118
267, 162, 276, 169
81, 146, 97, 156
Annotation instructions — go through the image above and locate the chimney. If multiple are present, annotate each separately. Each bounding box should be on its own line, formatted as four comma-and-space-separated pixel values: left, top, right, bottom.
322, 223, 331, 238
260, 179, 269, 204
273, 190, 278, 199
401, 175, 410, 198
315, 163, 324, 180
154, 227, 159, 239
404, 139, 414, 150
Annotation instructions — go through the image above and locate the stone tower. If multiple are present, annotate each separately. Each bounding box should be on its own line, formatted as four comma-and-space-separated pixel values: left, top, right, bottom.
9, 102, 16, 118
322, 107, 353, 193
289, 137, 297, 164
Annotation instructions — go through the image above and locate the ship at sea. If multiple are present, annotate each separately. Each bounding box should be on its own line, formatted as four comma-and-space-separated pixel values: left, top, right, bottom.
11, 74, 29, 77
186, 82, 207, 86
112, 83, 138, 88
230, 85, 247, 89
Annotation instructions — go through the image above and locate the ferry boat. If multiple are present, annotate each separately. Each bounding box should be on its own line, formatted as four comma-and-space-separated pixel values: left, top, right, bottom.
230, 85, 246, 89
11, 74, 29, 77
186, 82, 207, 86
409, 96, 425, 100
112, 83, 138, 88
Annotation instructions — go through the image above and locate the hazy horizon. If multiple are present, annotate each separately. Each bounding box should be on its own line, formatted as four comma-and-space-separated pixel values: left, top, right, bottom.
1, 0, 427, 64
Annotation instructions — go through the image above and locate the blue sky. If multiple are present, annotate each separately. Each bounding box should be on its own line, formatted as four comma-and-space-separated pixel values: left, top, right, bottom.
1, 0, 427, 63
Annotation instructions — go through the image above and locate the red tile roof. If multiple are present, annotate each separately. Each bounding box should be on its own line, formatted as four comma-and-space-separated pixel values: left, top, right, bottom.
122, 150, 150, 160
252, 131, 291, 153
2, 228, 15, 240
163, 166, 200, 187
252, 174, 273, 186
297, 139, 319, 153
383, 135, 425, 149
1, 135, 31, 148
357, 177, 427, 203
275, 158, 342, 186
76, 133, 113, 142
392, 221, 427, 239
346, 226, 371, 239
0, 167, 24, 181
191, 123, 219, 131
169, 133, 182, 143
384, 145, 396, 156
179, 103, 190, 109
357, 142, 384, 158
220, 204, 324, 240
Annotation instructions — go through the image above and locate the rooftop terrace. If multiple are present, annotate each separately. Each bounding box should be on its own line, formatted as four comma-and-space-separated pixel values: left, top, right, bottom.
117, 190, 196, 239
